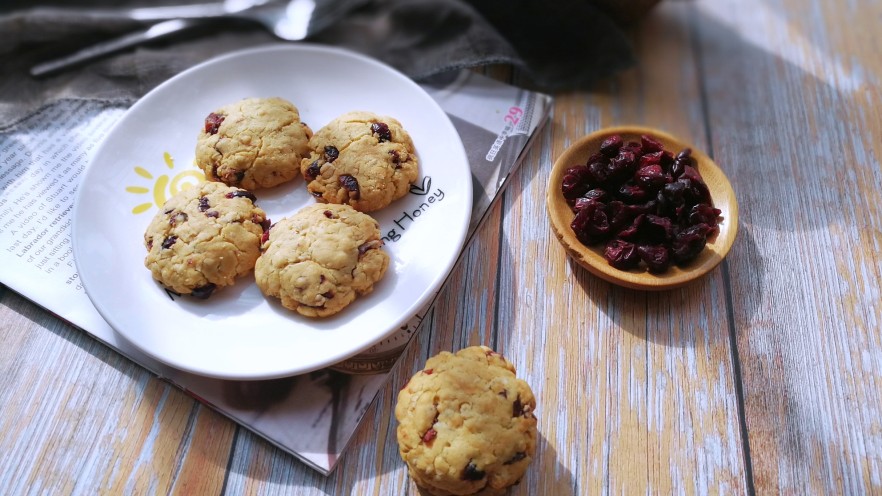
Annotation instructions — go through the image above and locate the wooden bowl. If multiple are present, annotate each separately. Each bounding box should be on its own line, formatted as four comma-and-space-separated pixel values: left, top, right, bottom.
546, 126, 738, 290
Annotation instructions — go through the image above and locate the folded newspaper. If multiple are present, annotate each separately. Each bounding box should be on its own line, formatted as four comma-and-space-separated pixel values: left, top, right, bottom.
0, 68, 550, 474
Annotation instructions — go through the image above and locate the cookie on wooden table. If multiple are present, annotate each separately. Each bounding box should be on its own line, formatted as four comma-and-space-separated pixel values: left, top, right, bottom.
195, 97, 312, 189
301, 111, 419, 212
255, 203, 389, 317
143, 181, 269, 299
395, 346, 538, 496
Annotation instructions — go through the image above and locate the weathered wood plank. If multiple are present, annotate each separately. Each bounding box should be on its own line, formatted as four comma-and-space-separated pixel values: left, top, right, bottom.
694, 0, 882, 493
496, 2, 747, 494
0, 291, 235, 495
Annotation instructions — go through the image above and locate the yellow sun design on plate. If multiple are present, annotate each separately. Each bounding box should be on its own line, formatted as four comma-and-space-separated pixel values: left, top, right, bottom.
126, 152, 205, 214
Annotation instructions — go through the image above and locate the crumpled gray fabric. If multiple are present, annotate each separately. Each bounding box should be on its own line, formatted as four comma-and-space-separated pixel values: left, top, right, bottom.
0, 0, 635, 128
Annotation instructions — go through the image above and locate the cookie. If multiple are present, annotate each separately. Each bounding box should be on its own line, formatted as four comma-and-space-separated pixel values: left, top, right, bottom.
143, 181, 268, 298
195, 97, 312, 190
395, 346, 538, 496
301, 110, 419, 212
254, 203, 389, 317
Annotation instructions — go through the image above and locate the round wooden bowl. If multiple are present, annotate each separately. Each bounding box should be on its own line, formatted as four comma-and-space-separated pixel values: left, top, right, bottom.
546, 126, 738, 290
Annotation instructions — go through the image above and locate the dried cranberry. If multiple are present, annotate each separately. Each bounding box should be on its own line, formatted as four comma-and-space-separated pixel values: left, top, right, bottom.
323, 210, 334, 218
604, 239, 640, 269
639, 151, 663, 167
587, 161, 611, 185
513, 397, 524, 417
570, 200, 610, 245
671, 224, 711, 264
662, 181, 687, 205
338, 174, 360, 200
659, 151, 675, 171
637, 244, 671, 273
608, 150, 637, 183
225, 190, 257, 203
198, 197, 210, 212
204, 113, 224, 135
168, 211, 187, 227
421, 428, 437, 443
671, 159, 687, 179
389, 150, 402, 168
305, 160, 322, 180
583, 188, 610, 203
688, 203, 721, 228
586, 152, 607, 166
641, 134, 663, 153
561, 165, 592, 200
617, 182, 651, 203
324, 146, 339, 163
607, 200, 632, 231
678, 166, 712, 204
635, 165, 668, 190
617, 214, 644, 241
623, 141, 643, 155
599, 135, 623, 157
371, 122, 392, 142
573, 197, 593, 212
642, 214, 674, 243
358, 240, 381, 255
627, 199, 658, 216
190, 283, 216, 299
462, 462, 486, 481
161, 236, 177, 249
654, 190, 672, 218
672, 150, 695, 176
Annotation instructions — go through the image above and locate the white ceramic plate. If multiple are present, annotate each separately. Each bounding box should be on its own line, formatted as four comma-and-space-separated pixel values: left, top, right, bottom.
72, 44, 472, 380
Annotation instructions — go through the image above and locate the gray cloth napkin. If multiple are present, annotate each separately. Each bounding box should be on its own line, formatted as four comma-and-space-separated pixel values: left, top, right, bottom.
0, 0, 635, 127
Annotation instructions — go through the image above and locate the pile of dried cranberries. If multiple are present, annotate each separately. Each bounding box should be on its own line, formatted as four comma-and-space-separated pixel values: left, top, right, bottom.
561, 134, 721, 273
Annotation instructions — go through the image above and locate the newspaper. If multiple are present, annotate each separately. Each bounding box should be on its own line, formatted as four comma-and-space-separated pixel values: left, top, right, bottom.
0, 69, 550, 474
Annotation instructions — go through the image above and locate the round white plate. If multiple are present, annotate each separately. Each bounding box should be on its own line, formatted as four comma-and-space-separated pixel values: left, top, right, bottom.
72, 44, 472, 380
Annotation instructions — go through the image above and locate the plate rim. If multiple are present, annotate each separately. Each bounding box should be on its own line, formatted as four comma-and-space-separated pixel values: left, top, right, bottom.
72, 43, 473, 379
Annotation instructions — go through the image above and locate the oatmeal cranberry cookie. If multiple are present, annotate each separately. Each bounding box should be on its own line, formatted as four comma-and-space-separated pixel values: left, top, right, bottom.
395, 346, 538, 496
143, 181, 269, 299
300, 110, 419, 212
254, 203, 389, 317
195, 97, 312, 190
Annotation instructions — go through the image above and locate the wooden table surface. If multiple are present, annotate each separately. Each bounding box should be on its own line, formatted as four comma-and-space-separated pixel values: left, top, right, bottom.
2, 0, 880, 494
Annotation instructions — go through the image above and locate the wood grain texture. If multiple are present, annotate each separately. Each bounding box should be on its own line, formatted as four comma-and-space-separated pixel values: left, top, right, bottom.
0, 290, 234, 495
492, 3, 746, 494
694, 0, 882, 493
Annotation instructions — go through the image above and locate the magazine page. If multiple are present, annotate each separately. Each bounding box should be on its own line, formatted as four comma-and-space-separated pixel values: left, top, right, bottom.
0, 70, 550, 474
